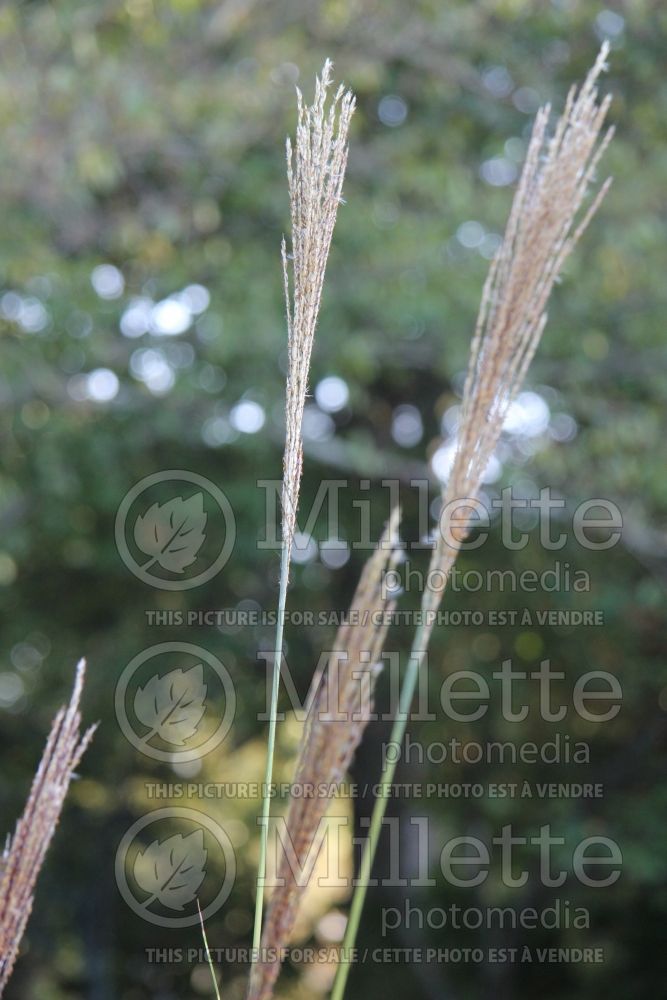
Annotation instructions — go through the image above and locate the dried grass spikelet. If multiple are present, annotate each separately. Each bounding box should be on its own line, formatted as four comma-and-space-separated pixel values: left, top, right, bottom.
247, 509, 401, 1000
424, 42, 614, 616
281, 61, 355, 549
0, 660, 95, 995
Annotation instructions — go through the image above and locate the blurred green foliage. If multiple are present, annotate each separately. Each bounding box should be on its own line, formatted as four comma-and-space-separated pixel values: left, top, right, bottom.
0, 1, 666, 998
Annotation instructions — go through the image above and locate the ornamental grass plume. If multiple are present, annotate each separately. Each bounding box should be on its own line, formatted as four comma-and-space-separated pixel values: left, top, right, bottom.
424, 41, 614, 617
281, 59, 356, 549
253, 61, 355, 954
247, 509, 401, 1000
331, 44, 614, 1000
0, 660, 95, 996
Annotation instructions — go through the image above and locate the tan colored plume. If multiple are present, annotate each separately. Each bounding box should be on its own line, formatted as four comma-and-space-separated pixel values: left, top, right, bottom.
0, 660, 95, 995
281, 60, 355, 550
424, 41, 614, 616
248, 509, 401, 1000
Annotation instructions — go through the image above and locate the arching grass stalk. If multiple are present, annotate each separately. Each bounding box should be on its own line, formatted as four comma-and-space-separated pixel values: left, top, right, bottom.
332, 43, 613, 1000
251, 62, 355, 960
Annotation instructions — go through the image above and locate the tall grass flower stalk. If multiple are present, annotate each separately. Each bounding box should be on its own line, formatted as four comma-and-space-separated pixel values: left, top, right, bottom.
331, 43, 614, 1000
252, 61, 355, 957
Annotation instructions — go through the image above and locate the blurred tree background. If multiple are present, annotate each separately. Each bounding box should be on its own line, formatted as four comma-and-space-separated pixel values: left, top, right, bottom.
0, 1, 666, 998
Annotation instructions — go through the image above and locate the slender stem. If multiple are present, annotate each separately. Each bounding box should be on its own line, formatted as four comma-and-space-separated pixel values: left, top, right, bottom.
252, 539, 291, 955
331, 623, 431, 1000
197, 900, 222, 1000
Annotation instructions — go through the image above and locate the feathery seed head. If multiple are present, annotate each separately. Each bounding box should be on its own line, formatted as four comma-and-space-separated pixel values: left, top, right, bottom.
0, 660, 95, 996
427, 43, 613, 607
282, 62, 355, 549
